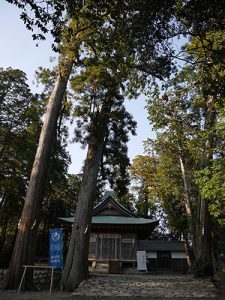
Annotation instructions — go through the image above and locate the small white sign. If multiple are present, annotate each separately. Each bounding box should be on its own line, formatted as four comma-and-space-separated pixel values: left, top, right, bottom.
146, 251, 157, 259
137, 251, 147, 271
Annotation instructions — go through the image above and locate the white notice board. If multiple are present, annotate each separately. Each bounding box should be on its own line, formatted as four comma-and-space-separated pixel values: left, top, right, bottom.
137, 250, 147, 271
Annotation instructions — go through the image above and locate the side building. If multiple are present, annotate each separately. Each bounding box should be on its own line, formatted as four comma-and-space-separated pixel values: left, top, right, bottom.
59, 192, 188, 274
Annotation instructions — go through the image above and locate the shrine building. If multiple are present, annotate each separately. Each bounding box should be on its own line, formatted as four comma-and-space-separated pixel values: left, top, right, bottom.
59, 192, 188, 273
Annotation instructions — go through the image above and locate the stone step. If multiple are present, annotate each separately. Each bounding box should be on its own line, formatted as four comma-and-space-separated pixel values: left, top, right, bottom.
95, 263, 109, 269
90, 262, 109, 273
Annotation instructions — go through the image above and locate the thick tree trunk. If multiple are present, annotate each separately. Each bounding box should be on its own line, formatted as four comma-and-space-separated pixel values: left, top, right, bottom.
195, 197, 215, 274
7, 58, 73, 290
183, 232, 193, 268
195, 95, 217, 273
199, 199, 213, 261
62, 96, 114, 292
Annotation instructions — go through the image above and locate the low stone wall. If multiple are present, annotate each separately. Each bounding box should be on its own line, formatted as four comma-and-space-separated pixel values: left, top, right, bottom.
33, 270, 52, 290
0, 269, 8, 289
0, 269, 61, 290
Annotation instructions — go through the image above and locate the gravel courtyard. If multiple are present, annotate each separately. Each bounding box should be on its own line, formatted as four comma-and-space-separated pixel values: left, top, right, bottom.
0, 273, 222, 299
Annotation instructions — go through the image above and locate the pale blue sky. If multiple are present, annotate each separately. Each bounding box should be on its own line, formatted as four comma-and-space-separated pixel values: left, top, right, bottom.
0, 1, 154, 174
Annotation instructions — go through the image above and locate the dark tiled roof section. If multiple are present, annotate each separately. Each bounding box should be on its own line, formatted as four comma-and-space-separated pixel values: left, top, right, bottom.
138, 240, 186, 252
92, 196, 135, 217
58, 216, 158, 225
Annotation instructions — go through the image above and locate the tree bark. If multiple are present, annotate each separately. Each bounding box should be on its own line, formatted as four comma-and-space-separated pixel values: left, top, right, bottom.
7, 57, 73, 289
183, 232, 193, 268
62, 94, 114, 291
179, 155, 192, 217
195, 95, 217, 272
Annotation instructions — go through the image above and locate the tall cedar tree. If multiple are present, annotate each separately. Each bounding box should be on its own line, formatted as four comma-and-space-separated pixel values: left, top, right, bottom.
62, 1, 176, 290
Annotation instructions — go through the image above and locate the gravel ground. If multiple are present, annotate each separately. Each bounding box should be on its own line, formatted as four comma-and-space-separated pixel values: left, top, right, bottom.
0, 273, 222, 300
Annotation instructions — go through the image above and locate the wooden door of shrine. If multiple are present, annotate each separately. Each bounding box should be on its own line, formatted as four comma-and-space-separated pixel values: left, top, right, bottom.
157, 251, 172, 268
97, 234, 121, 260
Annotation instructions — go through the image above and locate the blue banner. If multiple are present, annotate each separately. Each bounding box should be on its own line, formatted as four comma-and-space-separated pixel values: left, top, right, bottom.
49, 228, 63, 269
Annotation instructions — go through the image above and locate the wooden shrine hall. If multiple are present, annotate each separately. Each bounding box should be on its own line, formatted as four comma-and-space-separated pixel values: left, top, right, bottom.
59, 192, 188, 273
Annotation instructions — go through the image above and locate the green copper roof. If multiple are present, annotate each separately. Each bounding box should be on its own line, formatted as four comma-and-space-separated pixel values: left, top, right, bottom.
58, 216, 158, 225
102, 191, 116, 200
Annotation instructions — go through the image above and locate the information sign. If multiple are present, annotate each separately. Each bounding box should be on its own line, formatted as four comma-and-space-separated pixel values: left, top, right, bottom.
137, 250, 147, 271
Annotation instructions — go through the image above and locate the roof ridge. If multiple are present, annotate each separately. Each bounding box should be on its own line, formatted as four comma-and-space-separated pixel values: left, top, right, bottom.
93, 192, 135, 217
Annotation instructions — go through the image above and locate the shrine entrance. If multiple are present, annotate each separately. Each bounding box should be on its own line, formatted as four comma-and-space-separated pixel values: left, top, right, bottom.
97, 234, 121, 260
157, 251, 172, 269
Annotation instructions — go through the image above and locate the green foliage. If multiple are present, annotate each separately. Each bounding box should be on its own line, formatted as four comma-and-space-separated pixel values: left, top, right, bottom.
117, 192, 136, 213
176, 1, 225, 37
130, 155, 158, 217
35, 67, 57, 94
0, 67, 43, 257
196, 162, 225, 223
71, 62, 136, 197
0, 67, 42, 202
